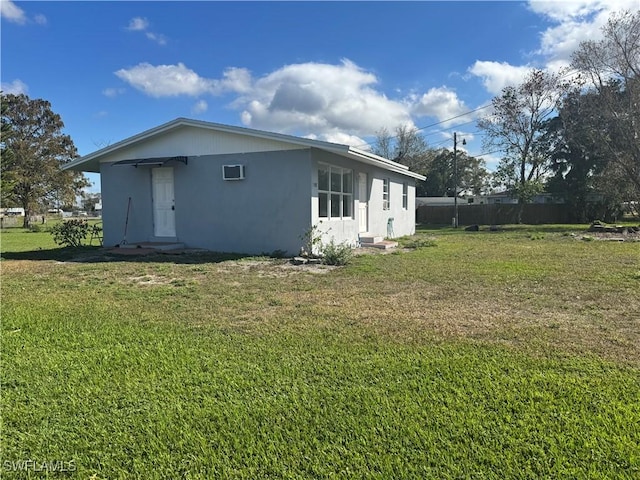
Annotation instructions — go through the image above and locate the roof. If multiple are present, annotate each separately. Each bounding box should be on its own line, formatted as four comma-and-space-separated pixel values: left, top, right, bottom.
63, 118, 426, 180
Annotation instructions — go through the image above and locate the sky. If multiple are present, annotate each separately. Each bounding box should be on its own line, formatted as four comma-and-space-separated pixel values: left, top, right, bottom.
2, 0, 638, 192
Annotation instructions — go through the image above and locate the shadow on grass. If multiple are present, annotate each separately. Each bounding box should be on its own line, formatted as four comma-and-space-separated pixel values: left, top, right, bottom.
0, 246, 252, 264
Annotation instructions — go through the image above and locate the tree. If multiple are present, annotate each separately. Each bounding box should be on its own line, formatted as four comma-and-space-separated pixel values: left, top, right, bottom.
372, 125, 434, 196
372, 124, 432, 173
80, 192, 101, 212
1, 98, 17, 207
570, 10, 640, 203
1, 93, 88, 228
477, 69, 568, 221
422, 148, 489, 197
542, 91, 627, 222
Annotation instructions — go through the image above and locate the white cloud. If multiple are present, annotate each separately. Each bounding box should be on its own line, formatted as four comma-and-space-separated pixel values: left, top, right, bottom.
116, 59, 498, 146
34, 14, 47, 25
102, 87, 125, 98
528, 0, 640, 69
314, 131, 369, 148
0, 0, 26, 24
467, 1, 637, 98
468, 61, 534, 95
145, 32, 167, 46
115, 63, 216, 97
219, 67, 253, 95
236, 60, 413, 138
191, 99, 208, 115
527, 0, 636, 22
126, 17, 149, 31
1, 79, 28, 95
126, 17, 167, 45
410, 87, 472, 125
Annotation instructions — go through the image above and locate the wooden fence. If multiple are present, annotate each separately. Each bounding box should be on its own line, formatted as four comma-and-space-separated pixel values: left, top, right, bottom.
416, 203, 573, 225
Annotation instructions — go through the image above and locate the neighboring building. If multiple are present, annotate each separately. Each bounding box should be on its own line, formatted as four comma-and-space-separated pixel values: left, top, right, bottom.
469, 192, 566, 205
64, 118, 425, 254
416, 197, 458, 207
0, 208, 25, 216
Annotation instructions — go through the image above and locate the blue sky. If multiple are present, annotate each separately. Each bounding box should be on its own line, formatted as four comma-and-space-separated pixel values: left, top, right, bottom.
2, 1, 637, 191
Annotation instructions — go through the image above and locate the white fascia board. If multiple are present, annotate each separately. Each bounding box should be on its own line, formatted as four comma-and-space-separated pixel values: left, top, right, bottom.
344, 152, 426, 180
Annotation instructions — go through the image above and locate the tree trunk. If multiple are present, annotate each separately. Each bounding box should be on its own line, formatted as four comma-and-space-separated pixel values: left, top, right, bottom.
517, 200, 524, 224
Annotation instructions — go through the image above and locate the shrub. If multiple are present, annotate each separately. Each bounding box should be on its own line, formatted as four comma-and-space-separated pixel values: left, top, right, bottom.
299, 223, 323, 257
321, 239, 353, 266
50, 219, 89, 247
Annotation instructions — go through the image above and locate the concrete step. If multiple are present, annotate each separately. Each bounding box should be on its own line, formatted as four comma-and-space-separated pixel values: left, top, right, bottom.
119, 242, 185, 251
368, 240, 398, 250
359, 234, 384, 244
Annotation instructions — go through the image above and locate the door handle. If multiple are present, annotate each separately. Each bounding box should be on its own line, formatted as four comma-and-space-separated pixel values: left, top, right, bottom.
171, 205, 175, 211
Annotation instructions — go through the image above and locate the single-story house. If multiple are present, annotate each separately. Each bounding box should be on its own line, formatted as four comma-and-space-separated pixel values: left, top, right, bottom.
0, 207, 26, 216
64, 118, 425, 255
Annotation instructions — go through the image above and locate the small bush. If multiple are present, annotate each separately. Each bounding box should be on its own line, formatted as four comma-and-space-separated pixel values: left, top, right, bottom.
299, 223, 323, 256
50, 219, 89, 247
321, 240, 353, 266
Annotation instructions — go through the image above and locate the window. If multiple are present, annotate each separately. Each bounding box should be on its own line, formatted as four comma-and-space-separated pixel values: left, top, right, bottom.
402, 182, 408, 209
318, 164, 353, 219
383, 178, 390, 210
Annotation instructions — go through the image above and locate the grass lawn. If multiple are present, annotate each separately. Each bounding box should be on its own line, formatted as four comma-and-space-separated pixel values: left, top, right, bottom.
1, 224, 639, 479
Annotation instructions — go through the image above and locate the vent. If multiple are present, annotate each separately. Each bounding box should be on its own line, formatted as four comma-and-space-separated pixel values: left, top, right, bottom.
222, 165, 245, 180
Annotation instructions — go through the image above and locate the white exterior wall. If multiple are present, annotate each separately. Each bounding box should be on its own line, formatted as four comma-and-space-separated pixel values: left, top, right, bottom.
310, 149, 416, 247
366, 174, 416, 239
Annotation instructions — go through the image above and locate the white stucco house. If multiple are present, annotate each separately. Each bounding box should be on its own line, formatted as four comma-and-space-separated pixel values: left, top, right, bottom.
64, 118, 425, 255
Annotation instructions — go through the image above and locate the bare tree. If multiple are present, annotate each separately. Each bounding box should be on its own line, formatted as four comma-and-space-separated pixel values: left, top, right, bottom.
477, 69, 568, 221
372, 124, 432, 173
570, 10, 640, 198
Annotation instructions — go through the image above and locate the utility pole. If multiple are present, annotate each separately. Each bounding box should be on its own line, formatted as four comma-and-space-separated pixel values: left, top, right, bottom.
453, 132, 465, 228
453, 132, 458, 228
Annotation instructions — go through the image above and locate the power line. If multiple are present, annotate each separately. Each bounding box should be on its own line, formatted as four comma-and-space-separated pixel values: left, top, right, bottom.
353, 104, 492, 150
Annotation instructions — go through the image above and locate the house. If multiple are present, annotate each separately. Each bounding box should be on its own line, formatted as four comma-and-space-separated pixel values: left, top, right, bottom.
473, 192, 565, 205
0, 207, 26, 216
416, 197, 458, 207
64, 118, 425, 255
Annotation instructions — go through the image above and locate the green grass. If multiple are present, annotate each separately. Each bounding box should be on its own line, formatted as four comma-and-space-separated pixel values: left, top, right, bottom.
1, 225, 639, 479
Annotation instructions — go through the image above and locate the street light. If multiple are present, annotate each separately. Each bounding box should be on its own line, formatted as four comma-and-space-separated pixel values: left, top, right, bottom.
453, 132, 466, 228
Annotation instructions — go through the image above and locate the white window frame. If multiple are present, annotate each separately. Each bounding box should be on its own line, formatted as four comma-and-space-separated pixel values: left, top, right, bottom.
318, 164, 354, 220
383, 178, 390, 210
402, 182, 408, 210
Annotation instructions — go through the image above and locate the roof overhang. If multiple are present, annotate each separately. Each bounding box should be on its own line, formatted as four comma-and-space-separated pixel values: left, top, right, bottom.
111, 156, 188, 167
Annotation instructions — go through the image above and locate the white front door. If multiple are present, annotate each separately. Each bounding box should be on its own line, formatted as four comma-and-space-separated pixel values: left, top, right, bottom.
152, 167, 176, 237
358, 173, 368, 233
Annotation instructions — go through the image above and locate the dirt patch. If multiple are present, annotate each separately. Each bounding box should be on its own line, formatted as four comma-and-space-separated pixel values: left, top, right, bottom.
128, 274, 174, 286
582, 223, 640, 242
217, 259, 338, 277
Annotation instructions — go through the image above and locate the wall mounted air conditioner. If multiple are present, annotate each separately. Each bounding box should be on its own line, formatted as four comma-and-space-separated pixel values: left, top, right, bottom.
222, 165, 245, 180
